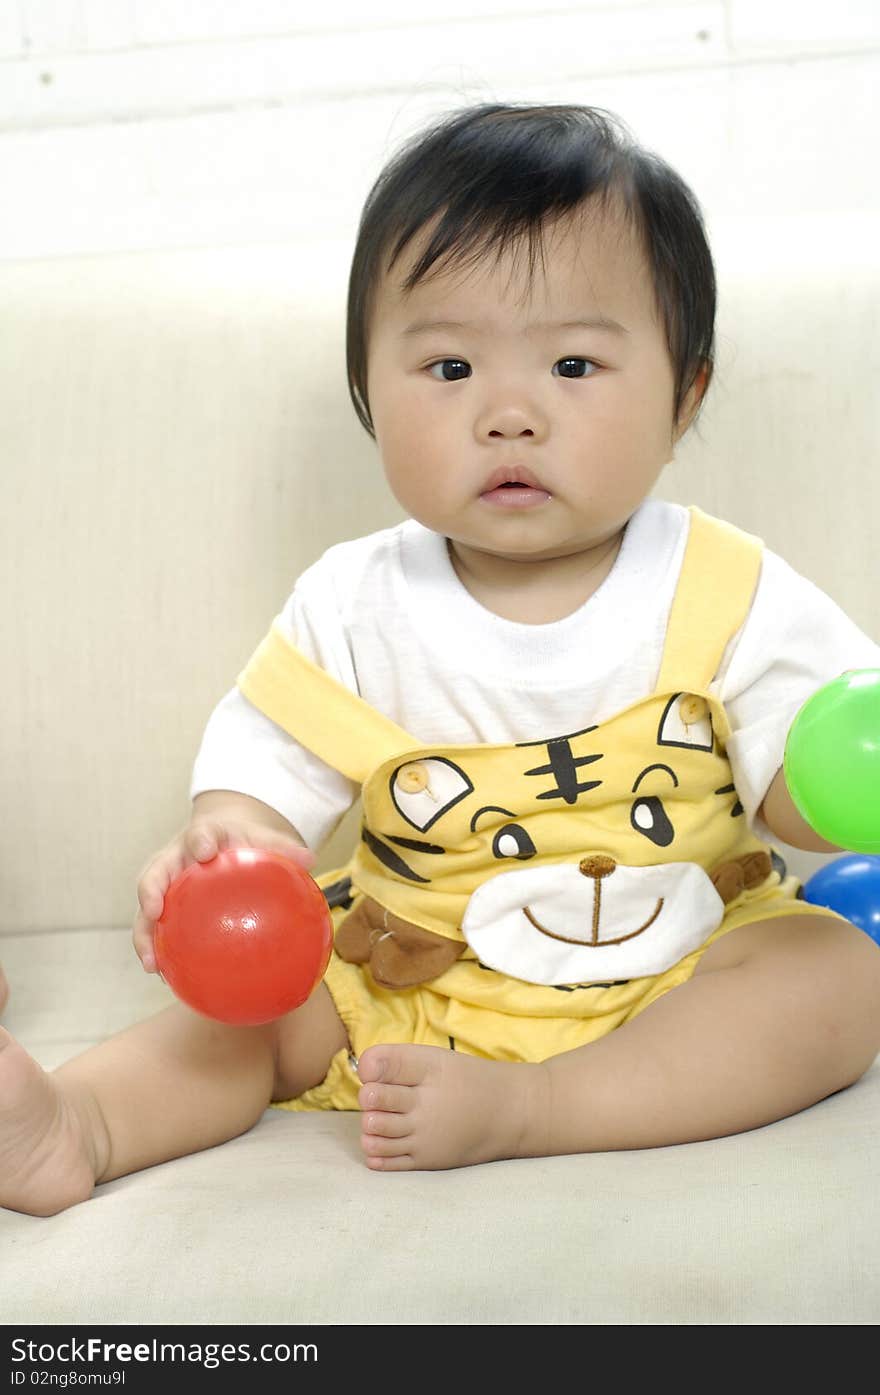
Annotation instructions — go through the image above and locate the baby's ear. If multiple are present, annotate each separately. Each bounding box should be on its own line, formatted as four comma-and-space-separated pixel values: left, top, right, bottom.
674, 361, 711, 440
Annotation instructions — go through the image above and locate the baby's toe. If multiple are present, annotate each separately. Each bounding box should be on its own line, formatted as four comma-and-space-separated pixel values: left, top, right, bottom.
358, 1042, 435, 1088
356, 1044, 393, 1086
362, 1108, 411, 1139
362, 1132, 414, 1167
357, 1080, 411, 1114
366, 1154, 415, 1172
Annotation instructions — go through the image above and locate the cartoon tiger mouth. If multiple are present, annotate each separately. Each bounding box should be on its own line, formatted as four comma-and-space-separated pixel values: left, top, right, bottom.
523, 898, 665, 947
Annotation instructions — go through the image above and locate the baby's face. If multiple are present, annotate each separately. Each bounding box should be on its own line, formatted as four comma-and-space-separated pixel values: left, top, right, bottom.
366, 199, 703, 568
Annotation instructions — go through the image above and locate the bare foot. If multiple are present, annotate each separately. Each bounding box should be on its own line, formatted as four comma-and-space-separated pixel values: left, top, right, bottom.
0, 964, 8, 1016
0, 1028, 102, 1216
357, 1043, 549, 1171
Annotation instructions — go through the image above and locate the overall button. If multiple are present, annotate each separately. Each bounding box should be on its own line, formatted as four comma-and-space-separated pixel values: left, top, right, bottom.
397, 762, 430, 793
679, 694, 708, 724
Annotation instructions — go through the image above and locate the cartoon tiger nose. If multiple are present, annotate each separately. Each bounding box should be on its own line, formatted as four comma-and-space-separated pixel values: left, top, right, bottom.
578, 855, 617, 880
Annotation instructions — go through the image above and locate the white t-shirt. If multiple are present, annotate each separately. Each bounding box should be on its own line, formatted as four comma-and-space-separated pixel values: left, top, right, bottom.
191, 500, 880, 851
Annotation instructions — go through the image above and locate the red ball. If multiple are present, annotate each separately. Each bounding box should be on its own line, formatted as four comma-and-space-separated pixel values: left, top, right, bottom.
154, 847, 333, 1026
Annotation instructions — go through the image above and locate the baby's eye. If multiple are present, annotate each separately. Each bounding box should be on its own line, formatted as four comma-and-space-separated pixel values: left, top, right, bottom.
427, 359, 471, 382
553, 357, 598, 379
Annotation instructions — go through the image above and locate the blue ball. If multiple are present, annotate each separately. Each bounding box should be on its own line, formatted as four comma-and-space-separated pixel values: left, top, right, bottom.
802, 854, 880, 946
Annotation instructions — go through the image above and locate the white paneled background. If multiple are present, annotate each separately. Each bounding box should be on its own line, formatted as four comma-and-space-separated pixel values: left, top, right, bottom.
0, 1, 878, 261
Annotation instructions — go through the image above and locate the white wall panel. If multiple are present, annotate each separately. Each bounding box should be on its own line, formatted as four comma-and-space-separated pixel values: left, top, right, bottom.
80, 0, 140, 51
1, 6, 723, 131
19, 0, 85, 53
19, 0, 874, 52
729, 0, 880, 53
132, 0, 712, 45
1, 5, 877, 259
1, 52, 876, 262
0, 7, 23, 59
19, 0, 138, 53
720, 55, 876, 215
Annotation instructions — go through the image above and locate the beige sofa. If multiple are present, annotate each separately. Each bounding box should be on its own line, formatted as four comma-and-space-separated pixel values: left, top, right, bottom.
2, 217, 879, 1325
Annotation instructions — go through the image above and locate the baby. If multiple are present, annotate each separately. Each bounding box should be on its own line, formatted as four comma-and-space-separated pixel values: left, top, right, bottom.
3, 102, 880, 1216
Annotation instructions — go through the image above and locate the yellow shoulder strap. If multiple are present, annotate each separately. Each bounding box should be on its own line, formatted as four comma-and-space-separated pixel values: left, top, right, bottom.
237, 620, 418, 784
655, 506, 764, 694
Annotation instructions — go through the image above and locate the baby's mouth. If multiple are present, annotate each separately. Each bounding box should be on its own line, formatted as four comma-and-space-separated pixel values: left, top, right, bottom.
480, 465, 552, 506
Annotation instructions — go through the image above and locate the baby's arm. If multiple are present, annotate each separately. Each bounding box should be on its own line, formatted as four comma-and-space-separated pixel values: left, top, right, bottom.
756, 768, 842, 853
133, 790, 315, 972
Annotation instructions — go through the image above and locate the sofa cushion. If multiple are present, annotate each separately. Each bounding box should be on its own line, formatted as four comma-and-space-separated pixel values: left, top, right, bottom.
2, 926, 878, 1325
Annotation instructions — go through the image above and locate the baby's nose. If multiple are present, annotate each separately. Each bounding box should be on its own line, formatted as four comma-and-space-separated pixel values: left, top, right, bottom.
478, 398, 548, 443
578, 855, 617, 879
487, 423, 535, 438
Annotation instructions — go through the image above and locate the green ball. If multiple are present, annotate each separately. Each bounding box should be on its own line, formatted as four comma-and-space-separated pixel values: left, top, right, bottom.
783, 670, 880, 853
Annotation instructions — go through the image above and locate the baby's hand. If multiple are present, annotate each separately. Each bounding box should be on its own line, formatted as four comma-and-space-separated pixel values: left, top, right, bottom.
133, 819, 316, 973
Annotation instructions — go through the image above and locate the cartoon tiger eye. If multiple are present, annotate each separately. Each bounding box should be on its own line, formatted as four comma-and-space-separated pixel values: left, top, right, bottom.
390, 758, 473, 832
658, 693, 713, 751
630, 796, 674, 848
491, 824, 537, 860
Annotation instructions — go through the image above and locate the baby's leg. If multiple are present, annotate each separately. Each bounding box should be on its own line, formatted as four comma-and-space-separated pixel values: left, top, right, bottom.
540, 912, 880, 1154
358, 913, 880, 1168
0, 981, 347, 1216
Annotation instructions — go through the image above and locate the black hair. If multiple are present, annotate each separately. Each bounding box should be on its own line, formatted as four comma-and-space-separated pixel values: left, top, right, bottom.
346, 102, 715, 436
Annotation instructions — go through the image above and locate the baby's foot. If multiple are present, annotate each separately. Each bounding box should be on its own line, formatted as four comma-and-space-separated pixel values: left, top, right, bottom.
0, 1028, 100, 1215
0, 964, 8, 1016
357, 1043, 549, 1171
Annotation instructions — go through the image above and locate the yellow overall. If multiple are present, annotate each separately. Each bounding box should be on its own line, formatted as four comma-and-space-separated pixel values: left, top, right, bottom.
238, 508, 840, 1112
